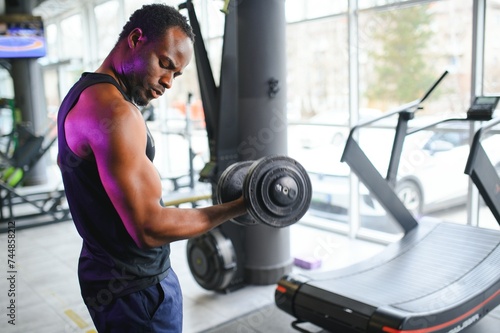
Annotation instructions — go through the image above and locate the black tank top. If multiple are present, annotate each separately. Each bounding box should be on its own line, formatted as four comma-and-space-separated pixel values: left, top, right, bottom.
57, 72, 170, 299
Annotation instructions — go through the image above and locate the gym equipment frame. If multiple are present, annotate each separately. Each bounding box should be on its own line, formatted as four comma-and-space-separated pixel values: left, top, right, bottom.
1, 123, 70, 232
275, 77, 500, 332
464, 116, 500, 223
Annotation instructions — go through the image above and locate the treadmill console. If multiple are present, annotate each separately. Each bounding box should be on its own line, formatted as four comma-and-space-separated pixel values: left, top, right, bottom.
467, 96, 500, 120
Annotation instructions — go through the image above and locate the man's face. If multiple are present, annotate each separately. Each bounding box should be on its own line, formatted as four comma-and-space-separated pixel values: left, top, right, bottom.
126, 27, 193, 106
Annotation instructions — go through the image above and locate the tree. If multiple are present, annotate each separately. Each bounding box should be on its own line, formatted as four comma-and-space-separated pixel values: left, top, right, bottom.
364, 4, 435, 106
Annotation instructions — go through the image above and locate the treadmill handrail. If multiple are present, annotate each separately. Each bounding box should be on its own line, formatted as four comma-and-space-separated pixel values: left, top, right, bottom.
341, 108, 422, 233
341, 119, 419, 233
340, 72, 448, 234
350, 101, 418, 132
471, 115, 500, 136
464, 117, 500, 224
350, 69, 449, 133
406, 117, 468, 135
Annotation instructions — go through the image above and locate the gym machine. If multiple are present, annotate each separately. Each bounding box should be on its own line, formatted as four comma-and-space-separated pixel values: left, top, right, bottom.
275, 73, 500, 333
0, 100, 70, 232
465, 108, 500, 222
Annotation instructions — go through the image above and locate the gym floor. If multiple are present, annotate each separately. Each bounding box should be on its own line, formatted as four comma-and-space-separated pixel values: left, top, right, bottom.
2, 209, 500, 333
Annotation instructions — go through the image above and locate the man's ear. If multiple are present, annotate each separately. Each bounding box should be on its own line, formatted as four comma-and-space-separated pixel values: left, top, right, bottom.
128, 28, 145, 49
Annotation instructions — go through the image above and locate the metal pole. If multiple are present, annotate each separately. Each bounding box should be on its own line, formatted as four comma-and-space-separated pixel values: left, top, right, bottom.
467, 0, 486, 227
347, 0, 360, 239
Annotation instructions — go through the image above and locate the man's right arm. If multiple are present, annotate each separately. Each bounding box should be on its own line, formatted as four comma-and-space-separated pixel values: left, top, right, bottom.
76, 86, 247, 249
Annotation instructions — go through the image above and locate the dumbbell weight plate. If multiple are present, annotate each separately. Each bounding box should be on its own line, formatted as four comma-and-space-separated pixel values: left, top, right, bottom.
215, 160, 257, 226
244, 155, 312, 228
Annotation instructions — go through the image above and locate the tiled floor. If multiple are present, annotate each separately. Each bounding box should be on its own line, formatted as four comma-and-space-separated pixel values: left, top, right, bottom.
1, 212, 499, 333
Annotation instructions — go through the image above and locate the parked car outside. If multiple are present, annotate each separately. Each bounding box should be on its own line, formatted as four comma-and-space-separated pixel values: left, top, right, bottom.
290, 118, 500, 234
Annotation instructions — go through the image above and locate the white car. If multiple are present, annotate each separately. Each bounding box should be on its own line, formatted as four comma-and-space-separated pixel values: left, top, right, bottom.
291, 119, 500, 234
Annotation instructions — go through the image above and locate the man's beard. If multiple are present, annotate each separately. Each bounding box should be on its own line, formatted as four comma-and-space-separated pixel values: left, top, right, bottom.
124, 65, 149, 106
130, 86, 149, 107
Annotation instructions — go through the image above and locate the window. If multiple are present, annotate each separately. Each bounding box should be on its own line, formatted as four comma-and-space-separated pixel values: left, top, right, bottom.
28, 0, 498, 241
45, 23, 58, 61
60, 14, 83, 60
359, 1, 472, 114
289, 0, 496, 236
286, 0, 347, 22
94, 1, 120, 61
0, 64, 13, 99
484, 0, 500, 94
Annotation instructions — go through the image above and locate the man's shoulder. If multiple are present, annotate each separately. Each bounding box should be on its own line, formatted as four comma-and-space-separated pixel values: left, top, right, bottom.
85, 81, 123, 98
80, 82, 130, 112
66, 85, 137, 136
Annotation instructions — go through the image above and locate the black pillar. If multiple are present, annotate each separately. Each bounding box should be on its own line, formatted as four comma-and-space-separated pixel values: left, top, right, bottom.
6, 0, 48, 185
236, 0, 291, 285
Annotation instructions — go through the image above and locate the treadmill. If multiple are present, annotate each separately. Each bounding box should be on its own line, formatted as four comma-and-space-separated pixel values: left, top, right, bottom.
275, 76, 500, 333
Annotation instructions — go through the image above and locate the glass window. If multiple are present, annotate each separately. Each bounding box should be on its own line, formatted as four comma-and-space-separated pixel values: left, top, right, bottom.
0, 96, 15, 152
0, 65, 13, 99
201, 1, 227, 38
124, 0, 180, 19
359, 1, 473, 115
60, 14, 83, 60
286, 14, 350, 232
484, 0, 500, 94
359, 0, 420, 9
353, 1, 475, 231
286, 17, 349, 122
45, 23, 58, 61
31, 0, 497, 238
42, 68, 61, 117
125, 0, 154, 18
94, 0, 121, 61
286, 0, 348, 22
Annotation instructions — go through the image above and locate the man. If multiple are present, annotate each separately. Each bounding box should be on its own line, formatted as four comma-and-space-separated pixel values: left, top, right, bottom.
57, 4, 246, 332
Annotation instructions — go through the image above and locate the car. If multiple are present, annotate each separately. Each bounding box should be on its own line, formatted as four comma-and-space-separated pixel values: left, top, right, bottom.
290, 118, 500, 234
288, 108, 382, 149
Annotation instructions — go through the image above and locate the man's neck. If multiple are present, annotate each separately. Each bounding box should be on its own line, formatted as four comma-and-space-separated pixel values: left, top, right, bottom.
95, 57, 132, 101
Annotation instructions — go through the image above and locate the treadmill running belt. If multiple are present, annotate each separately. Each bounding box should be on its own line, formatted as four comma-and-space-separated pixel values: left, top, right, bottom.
276, 219, 500, 333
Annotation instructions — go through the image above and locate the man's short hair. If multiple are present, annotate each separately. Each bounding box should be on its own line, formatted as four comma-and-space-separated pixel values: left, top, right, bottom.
118, 4, 195, 44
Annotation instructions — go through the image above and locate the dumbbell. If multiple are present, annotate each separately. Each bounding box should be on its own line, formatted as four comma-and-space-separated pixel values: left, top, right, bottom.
216, 155, 312, 228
